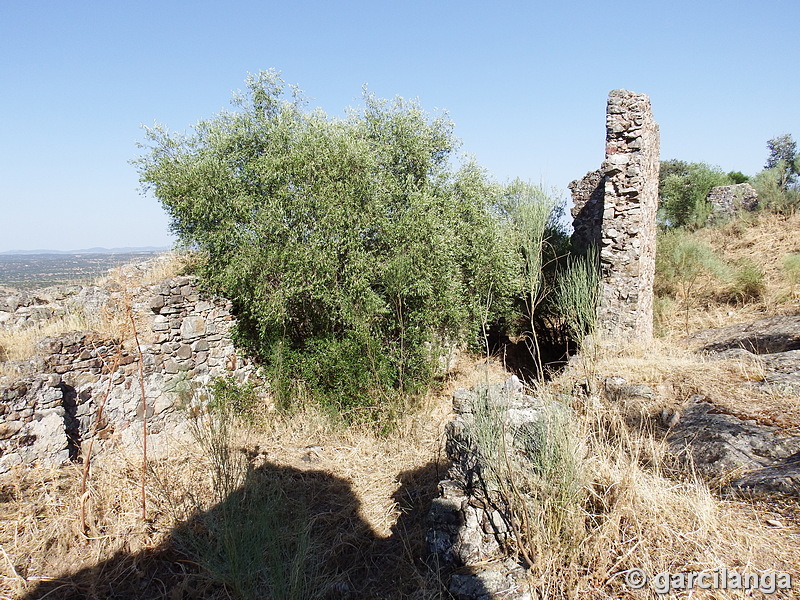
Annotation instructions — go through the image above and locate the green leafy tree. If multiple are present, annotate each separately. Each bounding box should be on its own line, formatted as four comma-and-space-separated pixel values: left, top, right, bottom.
765, 134, 799, 191
658, 161, 732, 229
727, 171, 749, 184
134, 71, 519, 418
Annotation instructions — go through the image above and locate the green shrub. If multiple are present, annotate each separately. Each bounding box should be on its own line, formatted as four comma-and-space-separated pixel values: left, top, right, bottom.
720, 259, 765, 304
494, 180, 572, 371
658, 161, 733, 229
553, 246, 600, 349
135, 71, 520, 419
727, 171, 749, 184
751, 168, 800, 215
655, 230, 725, 330
784, 254, 800, 292
209, 375, 260, 423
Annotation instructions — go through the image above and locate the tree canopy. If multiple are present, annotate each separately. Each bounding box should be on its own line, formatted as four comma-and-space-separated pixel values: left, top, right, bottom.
765, 134, 799, 191
134, 70, 534, 417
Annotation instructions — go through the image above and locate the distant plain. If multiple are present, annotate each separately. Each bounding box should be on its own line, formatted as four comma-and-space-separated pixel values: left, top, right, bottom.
0, 252, 163, 290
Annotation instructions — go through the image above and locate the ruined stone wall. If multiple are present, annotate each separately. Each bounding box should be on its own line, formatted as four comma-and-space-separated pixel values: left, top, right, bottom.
570, 89, 659, 340
427, 380, 570, 599
568, 169, 604, 255
0, 276, 254, 473
706, 183, 758, 224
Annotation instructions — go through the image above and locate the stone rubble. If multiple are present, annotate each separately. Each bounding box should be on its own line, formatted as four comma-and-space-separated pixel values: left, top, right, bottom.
705, 183, 758, 224
0, 275, 254, 474
428, 381, 570, 600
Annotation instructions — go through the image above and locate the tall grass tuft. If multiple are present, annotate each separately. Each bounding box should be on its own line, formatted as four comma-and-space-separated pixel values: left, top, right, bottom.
466, 385, 586, 580
501, 180, 560, 376
783, 253, 800, 297
553, 246, 600, 350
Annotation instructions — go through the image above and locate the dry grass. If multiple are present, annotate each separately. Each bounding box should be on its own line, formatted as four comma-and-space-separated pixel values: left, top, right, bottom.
535, 336, 800, 598
571, 335, 800, 428
0, 354, 499, 600
2, 216, 800, 598
0, 252, 189, 376
96, 251, 189, 290
1, 343, 799, 599
656, 211, 800, 336
0, 314, 95, 363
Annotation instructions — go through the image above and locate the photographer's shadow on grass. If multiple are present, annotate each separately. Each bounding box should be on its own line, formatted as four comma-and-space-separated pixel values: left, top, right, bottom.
21, 457, 480, 600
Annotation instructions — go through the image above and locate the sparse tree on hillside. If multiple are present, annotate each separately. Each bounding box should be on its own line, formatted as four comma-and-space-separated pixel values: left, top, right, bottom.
765, 134, 799, 190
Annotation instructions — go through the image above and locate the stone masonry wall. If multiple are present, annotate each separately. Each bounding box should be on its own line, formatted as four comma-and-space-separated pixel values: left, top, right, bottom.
427, 379, 570, 599
568, 169, 604, 255
0, 275, 253, 473
570, 89, 660, 341
706, 183, 758, 225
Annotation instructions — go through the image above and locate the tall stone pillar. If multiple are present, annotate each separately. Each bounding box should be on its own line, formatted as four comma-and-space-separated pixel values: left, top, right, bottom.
570, 89, 659, 341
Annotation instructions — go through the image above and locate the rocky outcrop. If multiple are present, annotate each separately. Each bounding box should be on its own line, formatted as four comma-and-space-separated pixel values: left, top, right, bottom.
674, 316, 800, 495
706, 183, 758, 224
668, 398, 800, 497
690, 315, 800, 355
596, 370, 800, 498
570, 89, 660, 341
690, 315, 800, 394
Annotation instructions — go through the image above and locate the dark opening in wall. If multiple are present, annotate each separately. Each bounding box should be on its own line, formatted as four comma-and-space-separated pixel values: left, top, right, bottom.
484, 323, 571, 384
58, 383, 81, 461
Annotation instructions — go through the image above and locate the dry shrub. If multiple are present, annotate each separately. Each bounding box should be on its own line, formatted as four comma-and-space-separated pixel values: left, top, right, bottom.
95, 251, 189, 289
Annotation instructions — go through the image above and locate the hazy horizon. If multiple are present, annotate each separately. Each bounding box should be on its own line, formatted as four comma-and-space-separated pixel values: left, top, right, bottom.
0, 246, 171, 256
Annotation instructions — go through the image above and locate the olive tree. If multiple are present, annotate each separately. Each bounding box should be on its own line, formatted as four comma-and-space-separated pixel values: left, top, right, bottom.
765, 134, 799, 191
134, 71, 519, 418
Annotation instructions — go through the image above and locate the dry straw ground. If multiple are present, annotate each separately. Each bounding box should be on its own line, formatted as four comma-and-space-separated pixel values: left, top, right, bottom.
1, 215, 799, 599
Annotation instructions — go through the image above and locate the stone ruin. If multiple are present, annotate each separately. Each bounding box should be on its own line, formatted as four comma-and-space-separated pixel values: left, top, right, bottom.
0, 274, 254, 473
705, 182, 758, 224
569, 89, 660, 341
428, 381, 550, 599
426, 90, 662, 595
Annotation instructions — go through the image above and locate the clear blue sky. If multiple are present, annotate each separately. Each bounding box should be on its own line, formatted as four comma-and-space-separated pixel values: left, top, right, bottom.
1, 0, 797, 251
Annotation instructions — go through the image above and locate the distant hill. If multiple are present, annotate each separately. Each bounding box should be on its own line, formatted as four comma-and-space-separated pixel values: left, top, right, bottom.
0, 246, 169, 256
